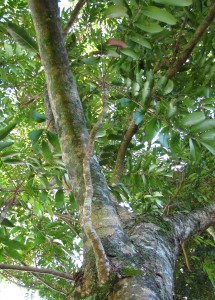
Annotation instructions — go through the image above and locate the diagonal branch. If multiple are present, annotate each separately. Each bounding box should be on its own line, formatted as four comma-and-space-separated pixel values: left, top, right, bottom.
0, 264, 74, 281
112, 119, 138, 185
165, 204, 215, 247
165, 2, 215, 79
82, 84, 110, 284
64, 0, 88, 34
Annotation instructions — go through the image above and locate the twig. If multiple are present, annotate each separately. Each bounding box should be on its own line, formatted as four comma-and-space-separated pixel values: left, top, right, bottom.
165, 2, 215, 79
0, 185, 20, 224
64, 0, 88, 34
112, 119, 138, 185
0, 264, 74, 281
55, 213, 80, 236
182, 242, 191, 272
82, 82, 110, 284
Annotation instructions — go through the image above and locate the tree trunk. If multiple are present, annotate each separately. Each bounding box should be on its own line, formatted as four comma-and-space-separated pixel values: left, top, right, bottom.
27, 1, 215, 299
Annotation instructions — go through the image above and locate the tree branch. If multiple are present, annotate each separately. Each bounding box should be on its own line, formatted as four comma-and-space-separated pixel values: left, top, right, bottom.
82, 84, 110, 284
0, 264, 74, 281
111, 119, 138, 185
64, 0, 87, 34
165, 2, 215, 79
165, 204, 215, 246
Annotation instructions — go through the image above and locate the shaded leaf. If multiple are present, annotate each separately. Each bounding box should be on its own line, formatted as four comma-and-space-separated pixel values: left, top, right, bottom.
120, 48, 139, 59
0, 141, 14, 151
105, 5, 128, 18
28, 129, 43, 144
189, 138, 201, 161
180, 112, 205, 127
5, 22, 38, 53
0, 121, 17, 141
153, 0, 192, 6
32, 110, 47, 123
141, 6, 177, 25
129, 34, 152, 49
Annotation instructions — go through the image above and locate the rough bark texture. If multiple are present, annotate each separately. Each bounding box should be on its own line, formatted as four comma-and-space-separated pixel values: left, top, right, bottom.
27, 1, 215, 299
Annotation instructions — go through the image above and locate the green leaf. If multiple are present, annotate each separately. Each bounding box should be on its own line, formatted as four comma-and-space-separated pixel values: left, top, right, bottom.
120, 48, 139, 60
153, 0, 192, 6
163, 79, 174, 95
55, 189, 64, 209
28, 129, 43, 144
199, 140, 215, 156
46, 131, 60, 150
0, 121, 17, 141
41, 140, 53, 159
200, 131, 215, 141
5, 22, 38, 53
129, 34, 152, 49
0, 141, 14, 151
145, 119, 160, 142
1, 219, 14, 227
5, 247, 22, 260
180, 112, 205, 127
105, 5, 128, 18
189, 138, 201, 161
119, 98, 131, 106
134, 21, 163, 33
4, 41, 13, 57
141, 6, 177, 25
133, 110, 144, 125
190, 119, 215, 132
167, 101, 177, 118
32, 110, 47, 123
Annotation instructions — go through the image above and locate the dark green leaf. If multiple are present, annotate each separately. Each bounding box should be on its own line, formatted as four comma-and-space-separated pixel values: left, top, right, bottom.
55, 189, 64, 209
180, 112, 205, 127
0, 141, 14, 151
141, 6, 177, 25
153, 0, 192, 6
28, 129, 43, 144
5, 22, 38, 53
0, 121, 17, 141
32, 110, 47, 123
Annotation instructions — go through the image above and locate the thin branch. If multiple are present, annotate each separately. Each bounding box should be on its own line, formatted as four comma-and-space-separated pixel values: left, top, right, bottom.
64, 0, 87, 34
20, 261, 67, 295
0, 185, 20, 224
165, 2, 215, 79
82, 84, 110, 284
27, 270, 67, 295
0, 264, 74, 281
55, 213, 80, 236
111, 119, 138, 186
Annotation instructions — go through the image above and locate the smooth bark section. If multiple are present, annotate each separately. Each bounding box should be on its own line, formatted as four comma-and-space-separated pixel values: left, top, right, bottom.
112, 119, 138, 185
0, 264, 74, 281
27, 0, 88, 205
64, 0, 88, 33
165, 2, 215, 79
83, 87, 110, 283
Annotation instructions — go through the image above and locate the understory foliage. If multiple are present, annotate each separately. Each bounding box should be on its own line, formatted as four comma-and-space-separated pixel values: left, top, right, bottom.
0, 0, 215, 299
